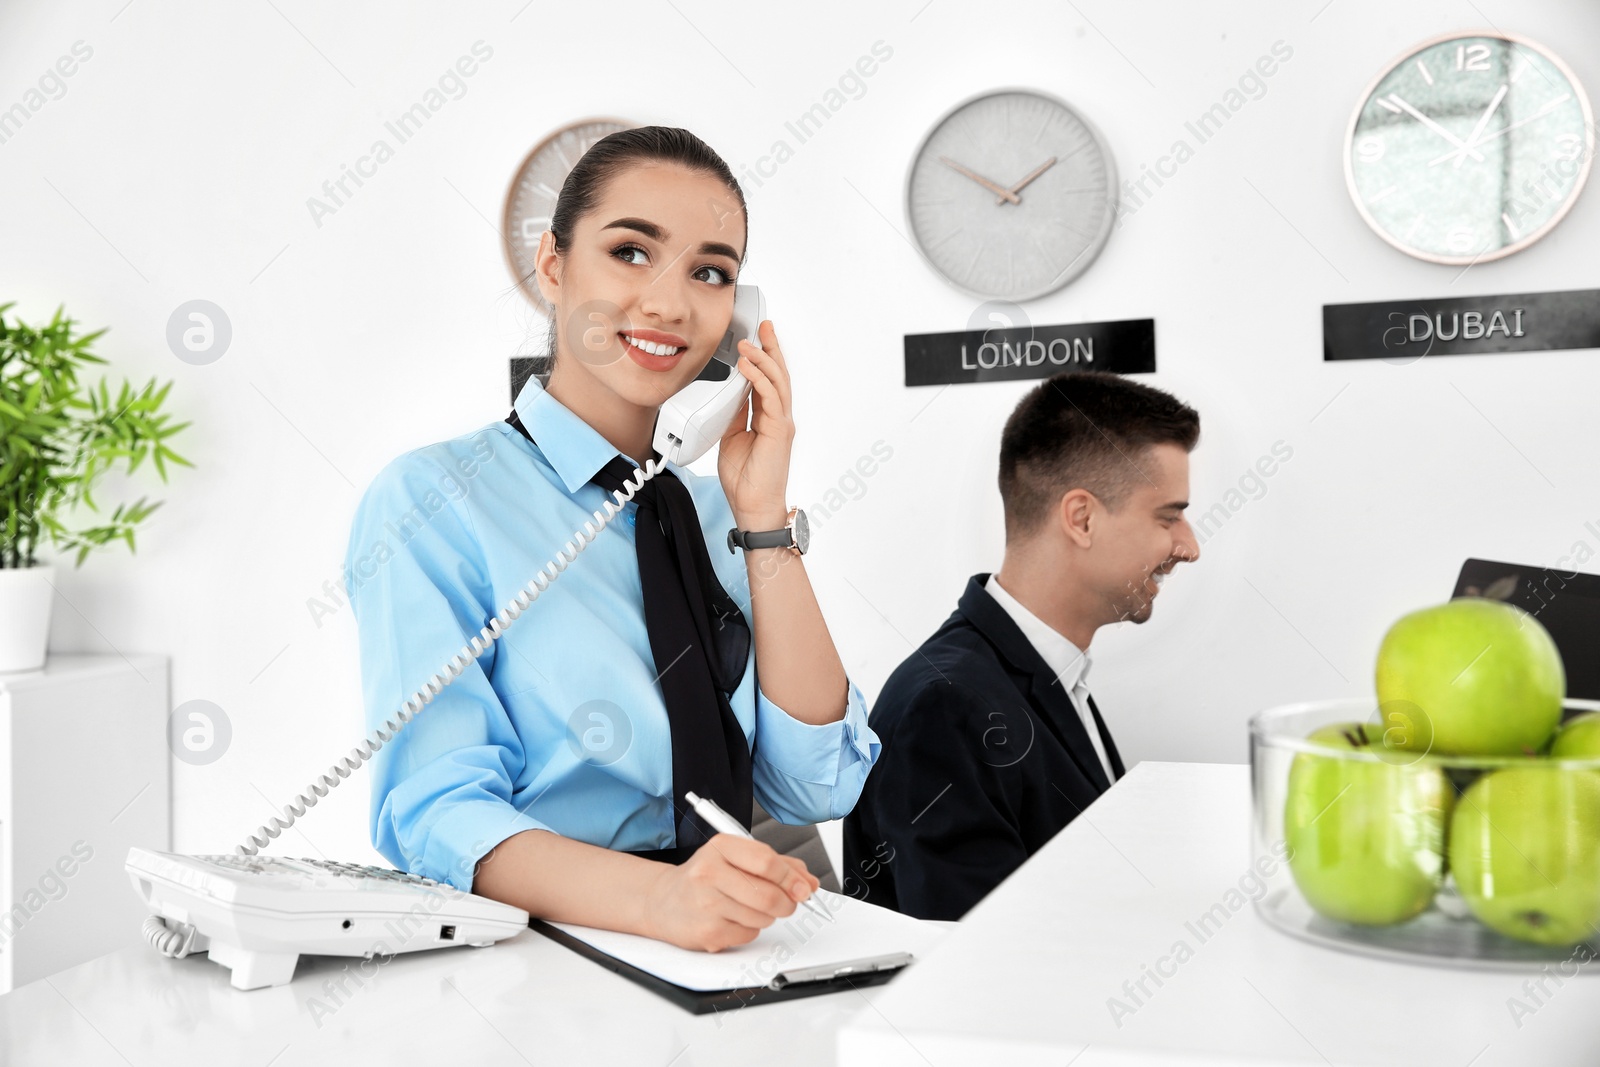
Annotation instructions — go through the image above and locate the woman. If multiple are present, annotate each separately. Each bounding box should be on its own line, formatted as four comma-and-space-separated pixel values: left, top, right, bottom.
345, 126, 879, 952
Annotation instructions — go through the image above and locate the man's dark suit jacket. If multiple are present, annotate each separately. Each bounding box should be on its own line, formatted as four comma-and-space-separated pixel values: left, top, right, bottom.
842, 573, 1125, 920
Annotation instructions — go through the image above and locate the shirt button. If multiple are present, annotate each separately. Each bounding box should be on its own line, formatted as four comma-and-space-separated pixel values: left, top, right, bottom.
627, 512, 636, 525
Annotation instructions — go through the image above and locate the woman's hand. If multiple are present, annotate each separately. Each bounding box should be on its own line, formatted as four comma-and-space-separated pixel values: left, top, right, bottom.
718, 319, 794, 532
640, 834, 821, 952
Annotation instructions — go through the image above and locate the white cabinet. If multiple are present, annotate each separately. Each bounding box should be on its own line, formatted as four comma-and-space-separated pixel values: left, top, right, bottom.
0, 655, 169, 993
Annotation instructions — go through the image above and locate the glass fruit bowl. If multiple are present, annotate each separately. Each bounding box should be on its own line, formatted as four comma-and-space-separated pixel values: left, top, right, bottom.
1250, 697, 1600, 971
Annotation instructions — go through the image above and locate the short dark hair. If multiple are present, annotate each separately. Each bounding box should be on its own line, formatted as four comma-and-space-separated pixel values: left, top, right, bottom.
532, 126, 747, 359
998, 371, 1200, 539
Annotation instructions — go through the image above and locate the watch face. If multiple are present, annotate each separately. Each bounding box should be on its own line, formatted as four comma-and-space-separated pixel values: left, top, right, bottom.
1345, 31, 1593, 264
792, 509, 809, 554
905, 88, 1117, 300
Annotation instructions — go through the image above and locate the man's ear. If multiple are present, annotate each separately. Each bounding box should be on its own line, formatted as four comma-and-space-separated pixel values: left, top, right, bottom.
1057, 488, 1096, 549
533, 229, 561, 307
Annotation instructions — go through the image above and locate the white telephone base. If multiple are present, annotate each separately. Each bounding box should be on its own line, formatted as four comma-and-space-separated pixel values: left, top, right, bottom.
127, 848, 529, 990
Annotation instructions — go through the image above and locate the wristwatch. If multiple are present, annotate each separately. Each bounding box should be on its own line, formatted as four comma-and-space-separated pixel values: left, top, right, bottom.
727, 507, 809, 555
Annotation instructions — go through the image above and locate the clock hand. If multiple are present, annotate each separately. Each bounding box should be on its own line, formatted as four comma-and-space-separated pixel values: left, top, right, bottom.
1451, 83, 1509, 169
1387, 94, 1486, 162
939, 156, 1022, 204
1428, 95, 1571, 166
996, 157, 1057, 204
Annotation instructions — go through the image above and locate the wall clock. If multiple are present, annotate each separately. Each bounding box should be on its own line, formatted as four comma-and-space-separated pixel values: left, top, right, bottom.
1345, 31, 1593, 265
503, 117, 634, 315
904, 87, 1118, 302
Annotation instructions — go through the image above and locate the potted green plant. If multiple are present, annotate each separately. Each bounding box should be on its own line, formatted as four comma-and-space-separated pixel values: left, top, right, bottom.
0, 302, 192, 672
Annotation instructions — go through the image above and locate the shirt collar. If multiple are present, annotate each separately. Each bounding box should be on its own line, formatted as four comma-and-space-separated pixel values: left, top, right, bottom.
512, 373, 643, 494
983, 573, 1091, 690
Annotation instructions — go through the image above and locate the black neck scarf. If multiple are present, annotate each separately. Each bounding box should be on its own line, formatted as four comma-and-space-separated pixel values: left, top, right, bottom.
506, 408, 752, 864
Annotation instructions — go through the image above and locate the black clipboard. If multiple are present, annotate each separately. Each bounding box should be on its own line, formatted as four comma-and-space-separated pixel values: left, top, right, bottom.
530, 919, 913, 1015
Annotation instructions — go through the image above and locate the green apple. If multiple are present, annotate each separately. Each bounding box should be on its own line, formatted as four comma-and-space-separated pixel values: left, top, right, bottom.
1284, 722, 1452, 925
1550, 711, 1600, 761
1376, 598, 1564, 757
1450, 764, 1600, 946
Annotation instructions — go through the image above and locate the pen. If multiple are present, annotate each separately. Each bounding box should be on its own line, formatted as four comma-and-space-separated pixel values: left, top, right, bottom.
684, 791, 834, 924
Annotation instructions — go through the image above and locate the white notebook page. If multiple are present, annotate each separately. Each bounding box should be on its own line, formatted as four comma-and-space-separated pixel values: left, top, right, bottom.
545, 888, 946, 992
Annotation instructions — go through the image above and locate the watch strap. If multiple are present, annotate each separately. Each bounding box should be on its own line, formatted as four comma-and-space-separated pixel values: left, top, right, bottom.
727, 526, 794, 553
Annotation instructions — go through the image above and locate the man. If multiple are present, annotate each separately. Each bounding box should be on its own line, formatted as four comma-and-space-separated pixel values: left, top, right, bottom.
842, 370, 1201, 920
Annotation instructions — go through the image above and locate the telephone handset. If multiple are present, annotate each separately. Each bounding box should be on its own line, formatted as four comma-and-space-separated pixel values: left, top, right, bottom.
652, 283, 763, 465
127, 287, 770, 989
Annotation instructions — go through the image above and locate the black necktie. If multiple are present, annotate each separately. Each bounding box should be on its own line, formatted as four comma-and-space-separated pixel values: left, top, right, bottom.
506, 409, 753, 862
1086, 694, 1125, 782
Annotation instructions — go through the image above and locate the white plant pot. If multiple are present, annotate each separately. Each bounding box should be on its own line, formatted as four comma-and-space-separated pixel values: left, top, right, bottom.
0, 564, 55, 673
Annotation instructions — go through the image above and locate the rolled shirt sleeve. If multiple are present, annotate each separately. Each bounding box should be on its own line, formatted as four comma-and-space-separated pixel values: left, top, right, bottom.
346, 452, 553, 893
751, 676, 881, 824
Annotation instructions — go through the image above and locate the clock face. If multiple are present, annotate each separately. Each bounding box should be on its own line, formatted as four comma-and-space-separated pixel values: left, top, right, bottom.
905, 88, 1117, 301
1345, 32, 1593, 264
503, 118, 633, 314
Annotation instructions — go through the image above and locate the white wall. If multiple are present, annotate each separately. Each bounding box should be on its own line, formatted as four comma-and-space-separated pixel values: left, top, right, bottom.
4, 0, 1598, 869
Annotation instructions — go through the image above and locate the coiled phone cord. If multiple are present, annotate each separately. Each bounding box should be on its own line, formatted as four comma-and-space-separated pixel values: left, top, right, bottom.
142, 454, 670, 959
143, 913, 200, 959
234, 453, 671, 859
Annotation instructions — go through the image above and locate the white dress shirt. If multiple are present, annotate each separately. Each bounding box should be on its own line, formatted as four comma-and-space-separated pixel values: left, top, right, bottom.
984, 573, 1115, 786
